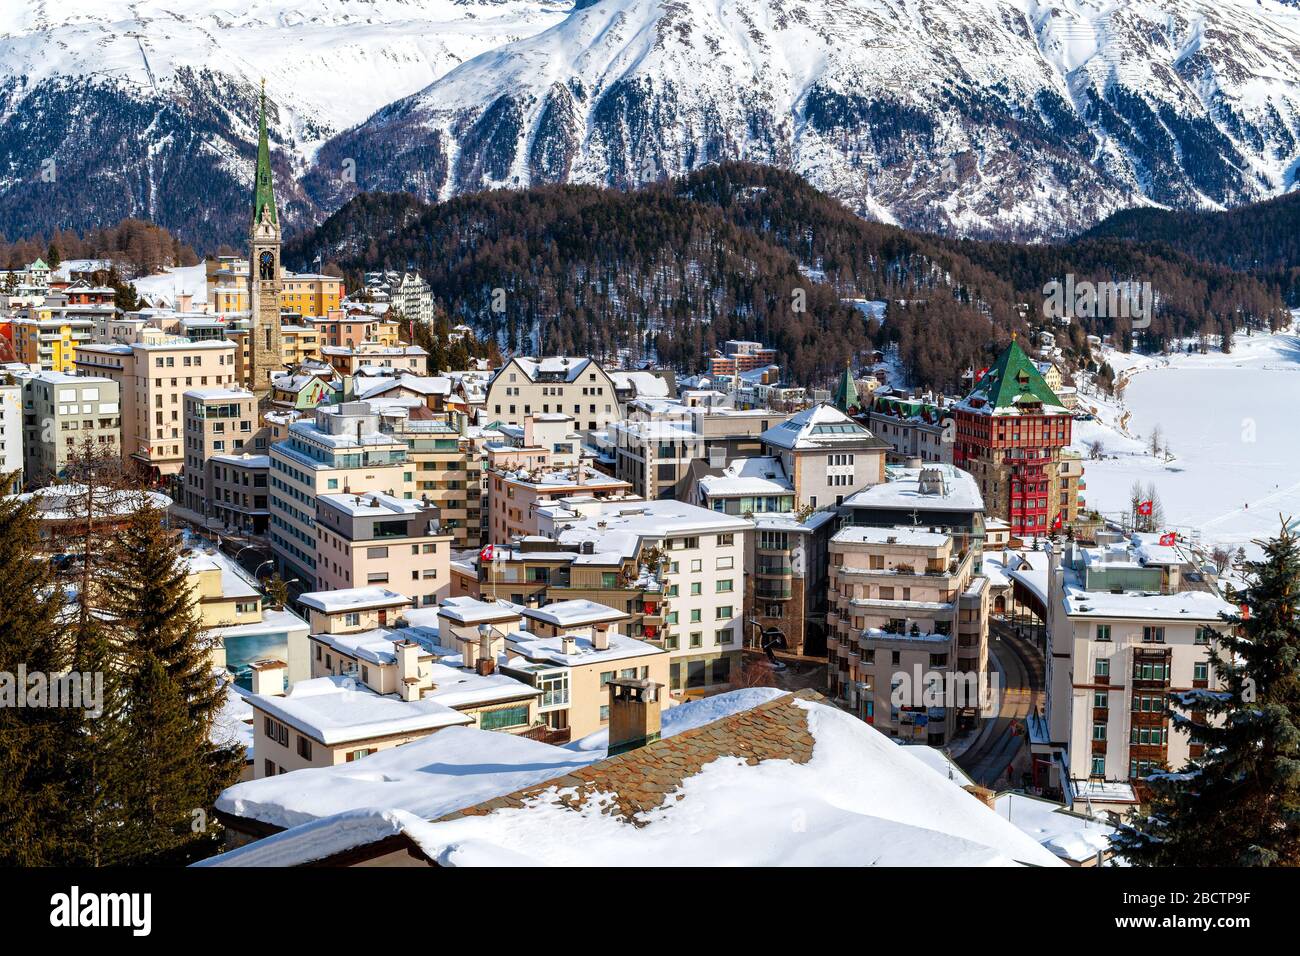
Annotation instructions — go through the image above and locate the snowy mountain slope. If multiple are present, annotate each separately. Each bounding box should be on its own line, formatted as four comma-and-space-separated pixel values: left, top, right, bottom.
5, 0, 1300, 245
309, 0, 1300, 238
0, 0, 568, 246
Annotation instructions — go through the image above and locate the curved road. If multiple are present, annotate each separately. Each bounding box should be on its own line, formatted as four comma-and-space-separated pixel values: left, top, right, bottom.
956, 620, 1044, 788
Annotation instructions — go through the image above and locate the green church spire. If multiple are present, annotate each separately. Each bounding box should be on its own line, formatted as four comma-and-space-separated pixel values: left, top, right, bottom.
832, 363, 859, 413
252, 80, 278, 229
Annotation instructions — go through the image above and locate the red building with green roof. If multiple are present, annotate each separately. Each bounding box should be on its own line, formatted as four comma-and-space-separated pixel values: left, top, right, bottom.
952, 339, 1073, 538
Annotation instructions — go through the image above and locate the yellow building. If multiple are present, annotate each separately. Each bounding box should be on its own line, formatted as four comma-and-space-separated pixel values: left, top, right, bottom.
206, 257, 343, 319
12, 313, 96, 372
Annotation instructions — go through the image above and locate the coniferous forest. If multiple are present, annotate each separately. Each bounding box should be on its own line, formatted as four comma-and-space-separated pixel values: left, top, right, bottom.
285, 163, 1289, 390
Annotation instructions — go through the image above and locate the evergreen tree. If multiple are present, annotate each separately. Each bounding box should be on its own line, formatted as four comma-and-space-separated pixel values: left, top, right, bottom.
0, 479, 74, 865
1114, 523, 1300, 866
103, 505, 243, 863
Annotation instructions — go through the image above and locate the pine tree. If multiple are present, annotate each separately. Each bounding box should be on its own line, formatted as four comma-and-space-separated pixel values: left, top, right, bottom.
103, 504, 243, 863
0, 479, 75, 865
1114, 523, 1300, 866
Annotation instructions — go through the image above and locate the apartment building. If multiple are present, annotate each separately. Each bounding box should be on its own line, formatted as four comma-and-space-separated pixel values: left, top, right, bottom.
758, 403, 890, 509
313, 491, 451, 607
1037, 533, 1235, 816
532, 499, 751, 698
486, 465, 634, 542
387, 410, 484, 550
865, 392, 955, 465
485, 356, 621, 432
321, 343, 426, 376
20, 371, 121, 483
842, 464, 987, 562
181, 386, 263, 520
11, 312, 97, 372
268, 402, 411, 586
207, 258, 343, 318
75, 339, 239, 478
482, 414, 582, 473
709, 340, 777, 377
0, 380, 22, 492
309, 310, 402, 349
827, 525, 990, 746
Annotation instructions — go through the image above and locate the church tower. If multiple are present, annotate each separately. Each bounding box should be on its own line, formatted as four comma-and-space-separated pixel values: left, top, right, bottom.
248, 81, 284, 395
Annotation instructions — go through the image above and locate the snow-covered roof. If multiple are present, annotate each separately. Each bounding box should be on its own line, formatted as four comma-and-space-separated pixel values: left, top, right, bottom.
506, 630, 662, 667
832, 526, 950, 549
759, 403, 884, 451
697, 456, 792, 497
249, 676, 472, 745
992, 793, 1115, 864
325, 691, 1064, 866
520, 599, 627, 629
297, 586, 411, 614
843, 464, 984, 514
437, 596, 525, 626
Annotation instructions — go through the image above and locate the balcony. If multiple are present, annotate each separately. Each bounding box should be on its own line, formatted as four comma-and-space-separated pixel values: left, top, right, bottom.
755, 583, 793, 601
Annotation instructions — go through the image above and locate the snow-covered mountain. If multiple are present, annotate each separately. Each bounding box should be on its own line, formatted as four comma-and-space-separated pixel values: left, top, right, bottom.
0, 0, 568, 246
5, 0, 1300, 245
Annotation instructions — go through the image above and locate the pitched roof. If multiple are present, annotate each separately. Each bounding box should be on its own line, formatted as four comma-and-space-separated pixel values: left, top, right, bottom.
960, 339, 1065, 416
832, 365, 859, 412
759, 403, 888, 451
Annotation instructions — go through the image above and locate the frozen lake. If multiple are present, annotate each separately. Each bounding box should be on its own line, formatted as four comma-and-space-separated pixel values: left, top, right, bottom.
1080, 329, 1300, 555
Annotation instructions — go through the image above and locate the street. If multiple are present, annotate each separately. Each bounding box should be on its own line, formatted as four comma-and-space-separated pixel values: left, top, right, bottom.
956, 618, 1044, 788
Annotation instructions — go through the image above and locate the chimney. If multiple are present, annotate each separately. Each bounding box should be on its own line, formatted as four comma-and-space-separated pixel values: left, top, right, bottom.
478, 628, 497, 669
249, 659, 288, 697
607, 679, 662, 755
592, 624, 610, 651
962, 784, 997, 809
392, 642, 418, 686
463, 636, 480, 671
560, 634, 577, 656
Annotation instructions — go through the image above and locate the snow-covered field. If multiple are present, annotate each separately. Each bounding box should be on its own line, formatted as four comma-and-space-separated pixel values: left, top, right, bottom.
1072, 322, 1300, 557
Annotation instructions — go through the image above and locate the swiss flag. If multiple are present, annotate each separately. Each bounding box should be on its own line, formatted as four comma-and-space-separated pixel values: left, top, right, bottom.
1159, 532, 1176, 546
479, 544, 494, 563
1051, 512, 1063, 530
975, 366, 990, 382
1137, 500, 1153, 516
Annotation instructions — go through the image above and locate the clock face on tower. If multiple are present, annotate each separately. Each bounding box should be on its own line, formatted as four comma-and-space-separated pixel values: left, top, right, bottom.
259, 250, 275, 281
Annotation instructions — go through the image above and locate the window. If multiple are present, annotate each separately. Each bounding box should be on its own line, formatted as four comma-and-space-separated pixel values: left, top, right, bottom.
345, 748, 375, 762
689, 631, 703, 648
1142, 625, 1166, 644
716, 605, 733, 619
1195, 627, 1213, 645
599, 704, 610, 723
1094, 659, 1109, 678
1095, 624, 1111, 642
690, 609, 701, 623
717, 533, 734, 547
690, 583, 701, 596
344, 612, 360, 627
717, 628, 734, 646
716, 556, 734, 570
479, 705, 529, 730
1093, 691, 1108, 709
1194, 661, 1209, 681
1090, 756, 1105, 776
716, 579, 734, 593
1092, 723, 1106, 741
297, 735, 313, 759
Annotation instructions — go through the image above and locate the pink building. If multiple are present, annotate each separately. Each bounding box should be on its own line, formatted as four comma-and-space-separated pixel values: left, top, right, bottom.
313, 491, 452, 608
